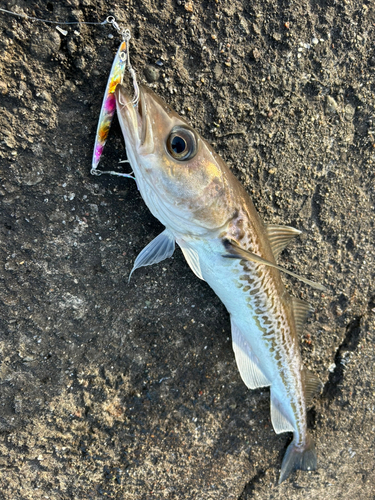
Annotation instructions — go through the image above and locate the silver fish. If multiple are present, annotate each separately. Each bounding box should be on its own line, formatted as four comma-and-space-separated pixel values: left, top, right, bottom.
115, 83, 324, 483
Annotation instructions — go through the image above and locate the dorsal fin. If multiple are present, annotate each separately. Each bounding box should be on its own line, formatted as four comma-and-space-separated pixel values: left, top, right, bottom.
266, 224, 301, 260
303, 369, 322, 407
291, 297, 314, 334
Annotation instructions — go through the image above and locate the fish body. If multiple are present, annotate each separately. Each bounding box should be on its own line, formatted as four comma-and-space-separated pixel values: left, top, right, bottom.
115, 84, 322, 483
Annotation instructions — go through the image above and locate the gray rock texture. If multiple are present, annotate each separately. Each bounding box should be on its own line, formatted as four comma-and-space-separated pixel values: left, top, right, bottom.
0, 0, 374, 498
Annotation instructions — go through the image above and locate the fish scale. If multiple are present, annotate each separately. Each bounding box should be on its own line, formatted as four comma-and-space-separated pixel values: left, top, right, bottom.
196, 236, 307, 431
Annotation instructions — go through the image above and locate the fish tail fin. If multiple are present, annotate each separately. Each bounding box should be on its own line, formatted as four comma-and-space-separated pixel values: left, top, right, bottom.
278, 433, 317, 484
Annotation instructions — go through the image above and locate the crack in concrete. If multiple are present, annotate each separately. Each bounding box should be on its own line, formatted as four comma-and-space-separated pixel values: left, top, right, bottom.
322, 315, 363, 402
238, 468, 267, 499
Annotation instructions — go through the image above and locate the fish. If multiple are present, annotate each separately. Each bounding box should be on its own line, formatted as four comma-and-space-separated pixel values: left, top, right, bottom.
114, 83, 324, 483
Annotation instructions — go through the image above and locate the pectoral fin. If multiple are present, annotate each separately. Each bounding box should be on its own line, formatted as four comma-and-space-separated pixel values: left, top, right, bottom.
231, 317, 270, 389
129, 228, 175, 280
222, 239, 327, 292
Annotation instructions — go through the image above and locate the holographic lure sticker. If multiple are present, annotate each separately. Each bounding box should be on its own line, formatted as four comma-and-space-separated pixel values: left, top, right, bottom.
91, 40, 127, 174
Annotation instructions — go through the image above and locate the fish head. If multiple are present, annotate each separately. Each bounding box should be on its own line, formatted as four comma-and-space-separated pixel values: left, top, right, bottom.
115, 84, 234, 235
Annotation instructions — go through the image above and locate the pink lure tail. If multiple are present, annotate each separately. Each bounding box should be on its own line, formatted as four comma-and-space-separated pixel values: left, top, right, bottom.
278, 433, 317, 484
91, 40, 127, 174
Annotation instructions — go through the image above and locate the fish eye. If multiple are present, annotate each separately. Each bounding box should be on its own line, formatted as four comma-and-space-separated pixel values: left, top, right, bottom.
166, 126, 197, 161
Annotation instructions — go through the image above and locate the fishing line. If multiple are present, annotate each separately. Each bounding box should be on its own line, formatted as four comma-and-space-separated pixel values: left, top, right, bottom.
104, 17, 140, 107
1, 6, 140, 180
0, 7, 139, 106
0, 6, 108, 25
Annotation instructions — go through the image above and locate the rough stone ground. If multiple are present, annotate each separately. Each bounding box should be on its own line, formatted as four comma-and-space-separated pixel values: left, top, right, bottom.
0, 0, 374, 499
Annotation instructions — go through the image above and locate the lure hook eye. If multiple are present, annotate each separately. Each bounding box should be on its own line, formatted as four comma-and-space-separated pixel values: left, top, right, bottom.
166, 126, 198, 161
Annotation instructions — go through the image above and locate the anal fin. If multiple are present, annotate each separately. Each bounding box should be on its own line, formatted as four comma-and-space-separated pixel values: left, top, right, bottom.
270, 389, 295, 434
231, 317, 270, 390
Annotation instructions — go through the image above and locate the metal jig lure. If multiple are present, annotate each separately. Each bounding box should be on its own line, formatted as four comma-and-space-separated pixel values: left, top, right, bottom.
0, 9, 137, 179
90, 17, 139, 179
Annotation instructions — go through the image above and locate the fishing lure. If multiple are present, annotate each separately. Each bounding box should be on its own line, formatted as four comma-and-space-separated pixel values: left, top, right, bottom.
0, 8, 138, 177
90, 17, 139, 178
91, 37, 128, 172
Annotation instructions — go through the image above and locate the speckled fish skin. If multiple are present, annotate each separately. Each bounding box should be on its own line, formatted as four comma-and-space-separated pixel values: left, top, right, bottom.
115, 83, 321, 483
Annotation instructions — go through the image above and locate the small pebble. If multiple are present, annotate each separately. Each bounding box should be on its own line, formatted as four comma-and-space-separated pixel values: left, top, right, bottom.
0, 81, 8, 94
184, 1, 194, 13
67, 40, 77, 55
251, 48, 261, 60
326, 95, 338, 114
344, 104, 355, 121
56, 26, 68, 36
75, 57, 86, 70
29, 32, 61, 60
89, 204, 98, 213
144, 66, 160, 83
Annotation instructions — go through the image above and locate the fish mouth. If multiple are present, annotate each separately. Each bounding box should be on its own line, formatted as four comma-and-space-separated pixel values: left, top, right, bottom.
115, 83, 150, 151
